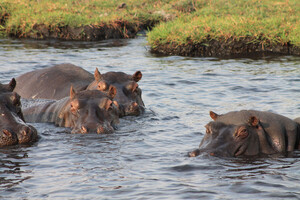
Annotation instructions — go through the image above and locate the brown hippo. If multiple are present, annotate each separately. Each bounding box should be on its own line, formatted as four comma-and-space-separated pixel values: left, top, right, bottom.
0, 81, 38, 146
86, 68, 144, 116
14, 64, 144, 116
189, 110, 300, 157
23, 86, 119, 134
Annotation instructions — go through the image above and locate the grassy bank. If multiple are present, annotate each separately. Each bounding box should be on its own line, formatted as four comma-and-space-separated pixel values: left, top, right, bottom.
1, 0, 300, 56
0, 0, 182, 39
148, 0, 300, 56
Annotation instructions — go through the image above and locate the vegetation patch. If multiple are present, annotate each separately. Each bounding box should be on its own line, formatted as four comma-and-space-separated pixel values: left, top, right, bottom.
148, 0, 300, 56
0, 0, 177, 40
0, 0, 300, 56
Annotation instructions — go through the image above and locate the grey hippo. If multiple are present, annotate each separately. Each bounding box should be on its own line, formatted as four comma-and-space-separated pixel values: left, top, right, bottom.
190, 110, 300, 157
14, 64, 144, 116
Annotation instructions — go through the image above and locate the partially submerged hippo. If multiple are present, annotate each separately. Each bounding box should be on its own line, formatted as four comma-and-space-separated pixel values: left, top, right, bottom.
87, 68, 144, 116
23, 86, 119, 134
14, 64, 94, 99
0, 81, 37, 146
0, 78, 16, 93
190, 110, 300, 157
14, 64, 144, 116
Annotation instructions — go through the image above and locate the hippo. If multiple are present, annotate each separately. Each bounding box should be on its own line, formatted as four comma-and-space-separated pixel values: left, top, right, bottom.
295, 117, 300, 125
0, 78, 16, 93
0, 81, 38, 146
86, 68, 144, 116
14, 64, 94, 100
23, 86, 119, 134
189, 110, 300, 157
14, 64, 144, 116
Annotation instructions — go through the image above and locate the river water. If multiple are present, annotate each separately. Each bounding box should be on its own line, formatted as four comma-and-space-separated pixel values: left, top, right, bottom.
0, 36, 300, 199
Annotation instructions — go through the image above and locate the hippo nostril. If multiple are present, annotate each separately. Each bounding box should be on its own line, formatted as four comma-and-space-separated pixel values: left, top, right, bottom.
97, 126, 105, 134
2, 129, 12, 137
132, 102, 138, 108
20, 126, 32, 136
81, 126, 88, 134
22, 130, 27, 136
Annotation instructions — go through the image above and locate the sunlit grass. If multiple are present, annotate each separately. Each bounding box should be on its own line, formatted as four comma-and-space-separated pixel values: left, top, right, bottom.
148, 0, 300, 47
0, 0, 299, 49
0, 0, 173, 35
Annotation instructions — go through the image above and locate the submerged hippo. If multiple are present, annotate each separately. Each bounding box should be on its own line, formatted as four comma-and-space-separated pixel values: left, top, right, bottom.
190, 110, 300, 157
14, 64, 94, 99
23, 86, 119, 134
87, 68, 144, 116
14, 64, 144, 116
0, 81, 38, 146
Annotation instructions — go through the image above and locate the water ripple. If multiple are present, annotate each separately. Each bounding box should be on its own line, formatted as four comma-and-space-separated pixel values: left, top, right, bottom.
0, 37, 300, 199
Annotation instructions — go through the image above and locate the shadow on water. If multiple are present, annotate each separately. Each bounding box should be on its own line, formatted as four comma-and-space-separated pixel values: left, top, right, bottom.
0, 38, 128, 50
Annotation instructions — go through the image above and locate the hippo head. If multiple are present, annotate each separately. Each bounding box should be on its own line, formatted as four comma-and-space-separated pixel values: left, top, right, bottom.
86, 68, 144, 117
0, 91, 38, 146
58, 86, 119, 134
189, 116, 262, 157
0, 78, 16, 93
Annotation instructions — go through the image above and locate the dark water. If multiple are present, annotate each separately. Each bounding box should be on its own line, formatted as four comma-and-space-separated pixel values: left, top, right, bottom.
0, 36, 300, 199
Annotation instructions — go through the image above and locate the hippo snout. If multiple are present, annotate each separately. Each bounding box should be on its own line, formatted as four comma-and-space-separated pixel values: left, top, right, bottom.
17, 125, 38, 144
125, 102, 144, 116
74, 123, 114, 134
0, 129, 18, 146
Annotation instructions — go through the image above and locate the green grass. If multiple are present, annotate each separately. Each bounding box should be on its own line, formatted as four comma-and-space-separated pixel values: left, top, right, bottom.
0, 0, 176, 35
148, 0, 300, 48
0, 0, 299, 49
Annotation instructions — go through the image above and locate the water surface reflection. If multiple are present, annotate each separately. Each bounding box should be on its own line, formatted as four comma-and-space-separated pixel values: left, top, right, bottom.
0, 37, 300, 199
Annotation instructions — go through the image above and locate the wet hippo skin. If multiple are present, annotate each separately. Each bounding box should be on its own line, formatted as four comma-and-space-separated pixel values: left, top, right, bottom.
190, 110, 300, 157
0, 80, 38, 146
14, 64, 144, 116
14, 64, 94, 100
87, 68, 144, 116
23, 86, 119, 134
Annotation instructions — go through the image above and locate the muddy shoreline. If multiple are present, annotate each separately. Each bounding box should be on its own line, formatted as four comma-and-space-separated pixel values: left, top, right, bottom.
150, 37, 300, 57
7, 22, 153, 41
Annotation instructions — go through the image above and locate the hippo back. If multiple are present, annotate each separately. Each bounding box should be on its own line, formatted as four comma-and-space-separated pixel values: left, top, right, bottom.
14, 64, 94, 100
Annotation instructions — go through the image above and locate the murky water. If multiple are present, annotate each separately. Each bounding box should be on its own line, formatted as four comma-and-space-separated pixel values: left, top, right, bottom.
0, 36, 300, 199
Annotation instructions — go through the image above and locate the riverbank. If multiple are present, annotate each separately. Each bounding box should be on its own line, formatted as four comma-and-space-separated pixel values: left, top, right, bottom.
147, 0, 300, 57
1, 0, 299, 57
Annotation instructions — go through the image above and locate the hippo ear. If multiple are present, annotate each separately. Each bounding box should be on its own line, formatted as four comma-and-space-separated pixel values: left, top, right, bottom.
94, 68, 102, 82
248, 116, 259, 127
108, 85, 117, 99
9, 78, 16, 91
70, 85, 76, 99
132, 71, 142, 82
209, 111, 219, 121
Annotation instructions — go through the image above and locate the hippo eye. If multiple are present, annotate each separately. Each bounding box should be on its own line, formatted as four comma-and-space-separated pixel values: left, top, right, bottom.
70, 102, 80, 115
133, 85, 139, 93
235, 127, 248, 139
97, 81, 108, 91
14, 99, 21, 107
205, 125, 212, 134
125, 82, 139, 94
